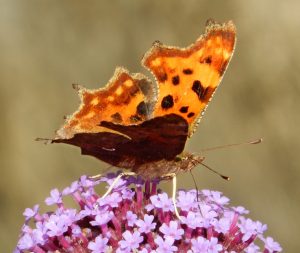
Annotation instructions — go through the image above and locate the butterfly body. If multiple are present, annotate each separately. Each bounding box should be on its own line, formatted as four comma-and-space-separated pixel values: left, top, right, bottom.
132, 153, 205, 180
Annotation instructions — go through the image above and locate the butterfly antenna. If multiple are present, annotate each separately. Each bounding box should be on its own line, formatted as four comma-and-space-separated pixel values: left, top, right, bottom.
35, 137, 52, 144
199, 161, 230, 181
189, 171, 206, 217
201, 138, 263, 152
190, 171, 200, 203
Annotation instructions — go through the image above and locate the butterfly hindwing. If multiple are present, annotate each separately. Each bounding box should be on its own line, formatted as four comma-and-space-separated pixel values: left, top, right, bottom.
53, 114, 188, 168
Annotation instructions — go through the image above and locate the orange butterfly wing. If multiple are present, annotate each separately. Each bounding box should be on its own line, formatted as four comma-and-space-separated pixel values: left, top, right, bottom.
55, 67, 157, 139
142, 20, 236, 136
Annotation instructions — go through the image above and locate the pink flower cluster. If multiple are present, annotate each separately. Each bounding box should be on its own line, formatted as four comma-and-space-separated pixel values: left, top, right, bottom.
15, 172, 282, 252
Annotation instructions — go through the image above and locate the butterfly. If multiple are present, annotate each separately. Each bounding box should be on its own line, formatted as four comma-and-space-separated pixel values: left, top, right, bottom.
48, 20, 236, 180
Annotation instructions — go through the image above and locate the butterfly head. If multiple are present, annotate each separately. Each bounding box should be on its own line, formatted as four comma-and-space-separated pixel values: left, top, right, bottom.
175, 152, 205, 173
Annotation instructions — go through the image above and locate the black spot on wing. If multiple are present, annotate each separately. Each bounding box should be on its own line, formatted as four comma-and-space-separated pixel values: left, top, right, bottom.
183, 68, 193, 75
172, 75, 180, 85
192, 80, 204, 100
201, 56, 212, 64
157, 72, 168, 82
161, 95, 174, 110
187, 112, 195, 118
179, 106, 189, 113
111, 112, 122, 123
192, 79, 216, 103
136, 101, 147, 116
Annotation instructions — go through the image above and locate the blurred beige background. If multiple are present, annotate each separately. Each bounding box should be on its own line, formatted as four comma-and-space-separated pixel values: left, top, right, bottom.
1, 0, 299, 251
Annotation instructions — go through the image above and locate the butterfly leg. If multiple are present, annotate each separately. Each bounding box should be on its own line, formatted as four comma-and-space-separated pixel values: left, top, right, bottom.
101, 171, 136, 199
161, 173, 182, 221
88, 174, 103, 181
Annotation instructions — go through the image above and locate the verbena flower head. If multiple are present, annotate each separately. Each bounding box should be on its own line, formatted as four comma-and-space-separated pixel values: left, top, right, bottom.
16, 172, 282, 252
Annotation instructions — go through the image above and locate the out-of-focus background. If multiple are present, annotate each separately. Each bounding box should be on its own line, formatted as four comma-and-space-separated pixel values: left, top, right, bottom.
1, 0, 299, 251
